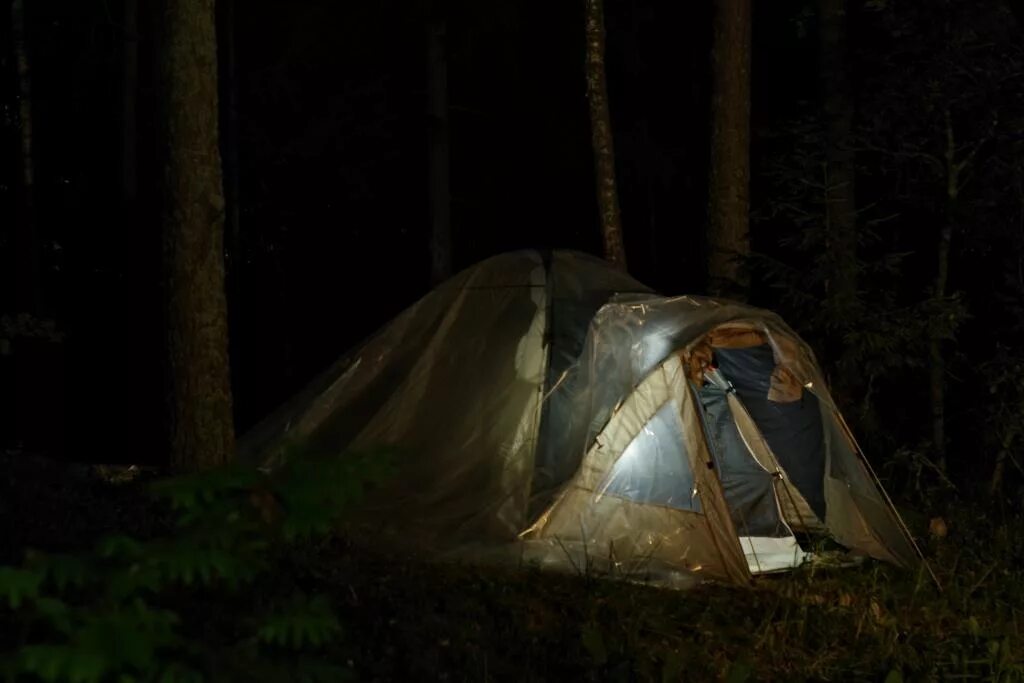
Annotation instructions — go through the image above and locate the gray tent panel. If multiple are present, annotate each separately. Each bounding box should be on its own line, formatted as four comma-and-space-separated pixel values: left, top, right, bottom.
822, 410, 920, 568
713, 345, 827, 521
530, 252, 653, 513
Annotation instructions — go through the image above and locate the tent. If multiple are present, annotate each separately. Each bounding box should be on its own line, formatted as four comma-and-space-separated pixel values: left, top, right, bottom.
239, 250, 930, 586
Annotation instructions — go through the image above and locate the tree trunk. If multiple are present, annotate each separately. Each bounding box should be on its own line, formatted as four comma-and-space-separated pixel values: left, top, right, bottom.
584, 0, 627, 271
122, 0, 139, 207
217, 0, 241, 306
819, 0, 857, 311
929, 216, 952, 472
707, 0, 751, 300
819, 0, 858, 402
159, 0, 235, 471
428, 20, 451, 286
930, 109, 960, 472
11, 0, 39, 315
928, 217, 951, 470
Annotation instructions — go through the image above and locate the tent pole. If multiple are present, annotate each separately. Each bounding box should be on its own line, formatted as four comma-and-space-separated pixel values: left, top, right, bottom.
777, 474, 813, 540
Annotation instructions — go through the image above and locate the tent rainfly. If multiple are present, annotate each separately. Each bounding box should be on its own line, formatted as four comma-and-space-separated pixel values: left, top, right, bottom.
239, 250, 932, 587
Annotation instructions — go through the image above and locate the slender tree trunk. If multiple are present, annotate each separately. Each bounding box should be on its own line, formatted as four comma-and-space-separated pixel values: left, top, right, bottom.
930, 108, 960, 472
707, 0, 751, 300
9, 0, 46, 452
159, 0, 235, 471
428, 20, 451, 286
819, 0, 858, 402
122, 0, 139, 207
927, 265, 949, 471
11, 0, 39, 314
819, 0, 857, 309
585, 0, 627, 271
217, 0, 241, 305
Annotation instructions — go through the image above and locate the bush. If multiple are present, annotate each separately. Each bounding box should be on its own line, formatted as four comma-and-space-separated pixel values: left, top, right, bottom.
0, 448, 392, 683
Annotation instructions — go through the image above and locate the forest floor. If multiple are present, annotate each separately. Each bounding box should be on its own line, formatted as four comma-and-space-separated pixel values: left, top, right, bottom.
2, 451, 1023, 682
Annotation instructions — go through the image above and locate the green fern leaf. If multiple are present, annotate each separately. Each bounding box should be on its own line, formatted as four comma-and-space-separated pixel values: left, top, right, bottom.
97, 536, 145, 561
0, 566, 43, 608
257, 595, 342, 650
19, 644, 107, 683
34, 596, 73, 635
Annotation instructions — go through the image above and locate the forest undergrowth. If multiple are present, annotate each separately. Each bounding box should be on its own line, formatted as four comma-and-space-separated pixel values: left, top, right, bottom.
1, 450, 1022, 682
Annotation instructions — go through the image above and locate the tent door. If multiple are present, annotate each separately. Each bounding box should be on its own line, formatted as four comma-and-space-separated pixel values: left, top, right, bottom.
694, 381, 807, 574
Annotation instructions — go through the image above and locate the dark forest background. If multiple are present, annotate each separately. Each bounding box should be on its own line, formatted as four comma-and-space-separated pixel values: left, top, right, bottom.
2, 0, 1023, 502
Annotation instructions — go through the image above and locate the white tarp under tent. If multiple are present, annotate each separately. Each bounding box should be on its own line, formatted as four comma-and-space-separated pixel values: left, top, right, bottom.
238, 249, 934, 588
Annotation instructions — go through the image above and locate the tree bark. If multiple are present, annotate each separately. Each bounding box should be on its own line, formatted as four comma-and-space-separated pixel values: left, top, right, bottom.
819, 0, 857, 311
11, 0, 39, 315
585, 0, 628, 271
217, 0, 241, 306
707, 0, 751, 300
159, 0, 235, 471
929, 211, 952, 470
428, 20, 452, 286
122, 0, 139, 207
818, 0, 858, 403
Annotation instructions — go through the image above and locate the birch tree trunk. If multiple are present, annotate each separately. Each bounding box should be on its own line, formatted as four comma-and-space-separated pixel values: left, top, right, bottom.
159, 0, 235, 471
585, 0, 628, 271
707, 0, 751, 300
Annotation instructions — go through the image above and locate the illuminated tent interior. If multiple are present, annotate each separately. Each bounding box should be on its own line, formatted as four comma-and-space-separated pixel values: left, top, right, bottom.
239, 250, 929, 586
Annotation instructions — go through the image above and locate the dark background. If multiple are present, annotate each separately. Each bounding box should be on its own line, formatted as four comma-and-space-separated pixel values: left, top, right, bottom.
2, 0, 1023, 497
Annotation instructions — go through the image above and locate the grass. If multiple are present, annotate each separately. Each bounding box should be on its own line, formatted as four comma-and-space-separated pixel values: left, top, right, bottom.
316, 510, 1024, 682
3, 451, 1023, 682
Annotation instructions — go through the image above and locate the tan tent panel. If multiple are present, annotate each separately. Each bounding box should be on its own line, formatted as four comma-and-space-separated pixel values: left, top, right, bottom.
239, 250, 933, 587
522, 355, 750, 584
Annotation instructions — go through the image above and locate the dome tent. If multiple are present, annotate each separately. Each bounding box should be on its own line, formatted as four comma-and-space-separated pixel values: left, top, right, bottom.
239, 250, 930, 586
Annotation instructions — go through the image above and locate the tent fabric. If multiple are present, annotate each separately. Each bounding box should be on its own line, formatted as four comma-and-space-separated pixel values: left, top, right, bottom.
599, 401, 702, 512
238, 249, 927, 586
697, 387, 787, 538
522, 354, 751, 584
531, 252, 653, 512
713, 344, 828, 521
724, 392, 826, 534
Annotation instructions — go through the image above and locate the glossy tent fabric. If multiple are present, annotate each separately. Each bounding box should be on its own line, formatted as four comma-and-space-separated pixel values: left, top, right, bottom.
237, 250, 654, 550
522, 355, 750, 585
238, 249, 926, 585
